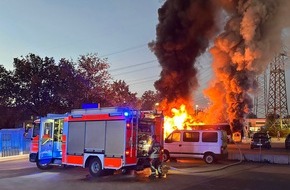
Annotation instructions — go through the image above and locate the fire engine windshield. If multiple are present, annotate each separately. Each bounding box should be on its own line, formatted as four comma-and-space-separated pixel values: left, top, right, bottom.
138, 121, 153, 133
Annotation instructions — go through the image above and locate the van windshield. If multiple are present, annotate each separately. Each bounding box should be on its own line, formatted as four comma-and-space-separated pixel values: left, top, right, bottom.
166, 132, 181, 142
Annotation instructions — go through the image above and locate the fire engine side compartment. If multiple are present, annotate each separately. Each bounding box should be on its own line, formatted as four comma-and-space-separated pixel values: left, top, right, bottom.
85, 121, 106, 153
66, 121, 85, 165
65, 119, 126, 169
105, 120, 125, 157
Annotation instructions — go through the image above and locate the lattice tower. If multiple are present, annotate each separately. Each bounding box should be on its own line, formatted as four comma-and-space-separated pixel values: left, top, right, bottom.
267, 50, 289, 123
254, 70, 268, 118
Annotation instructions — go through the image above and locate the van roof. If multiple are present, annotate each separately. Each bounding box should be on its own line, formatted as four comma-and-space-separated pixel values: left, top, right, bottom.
172, 129, 225, 132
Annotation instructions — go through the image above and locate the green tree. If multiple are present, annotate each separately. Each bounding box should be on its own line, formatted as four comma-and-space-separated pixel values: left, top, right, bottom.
107, 80, 138, 108
140, 90, 160, 110
0, 65, 14, 106
54, 58, 84, 110
0, 65, 20, 128
77, 53, 111, 106
13, 54, 62, 117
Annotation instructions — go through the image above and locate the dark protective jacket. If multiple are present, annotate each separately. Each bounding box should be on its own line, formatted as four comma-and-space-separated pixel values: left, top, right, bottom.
149, 139, 161, 159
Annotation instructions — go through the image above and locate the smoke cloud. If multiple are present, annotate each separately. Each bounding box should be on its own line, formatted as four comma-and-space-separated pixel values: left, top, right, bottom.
205, 0, 290, 131
152, 0, 290, 131
149, 0, 220, 110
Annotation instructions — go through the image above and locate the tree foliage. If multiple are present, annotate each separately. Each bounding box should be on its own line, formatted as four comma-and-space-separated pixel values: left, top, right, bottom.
140, 90, 160, 110
0, 65, 14, 106
13, 54, 64, 117
107, 80, 139, 108
0, 53, 146, 129
76, 53, 111, 106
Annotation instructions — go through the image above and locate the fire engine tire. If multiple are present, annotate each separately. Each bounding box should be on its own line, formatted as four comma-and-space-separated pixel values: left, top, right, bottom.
163, 150, 170, 162
89, 157, 103, 177
36, 160, 53, 170
203, 153, 215, 164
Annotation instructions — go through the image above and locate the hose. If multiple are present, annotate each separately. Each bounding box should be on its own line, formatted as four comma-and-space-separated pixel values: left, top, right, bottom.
167, 140, 244, 174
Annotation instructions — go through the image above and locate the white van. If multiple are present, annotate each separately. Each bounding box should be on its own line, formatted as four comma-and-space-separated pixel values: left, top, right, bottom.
163, 129, 228, 164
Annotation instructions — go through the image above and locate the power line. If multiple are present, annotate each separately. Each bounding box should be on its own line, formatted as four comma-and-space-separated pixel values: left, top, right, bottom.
112, 65, 159, 77
100, 44, 148, 58
126, 75, 159, 84
109, 59, 157, 72
128, 78, 158, 86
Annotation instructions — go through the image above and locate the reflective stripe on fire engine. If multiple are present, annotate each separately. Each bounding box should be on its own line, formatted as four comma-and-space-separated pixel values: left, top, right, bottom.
66, 155, 83, 166
104, 157, 123, 169
30, 136, 39, 153
30, 142, 39, 153
67, 114, 126, 121
61, 135, 67, 163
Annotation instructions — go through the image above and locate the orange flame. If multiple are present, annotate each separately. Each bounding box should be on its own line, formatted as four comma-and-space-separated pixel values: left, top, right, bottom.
159, 100, 204, 138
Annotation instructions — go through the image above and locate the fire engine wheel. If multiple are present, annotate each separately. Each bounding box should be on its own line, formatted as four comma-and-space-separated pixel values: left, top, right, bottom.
203, 153, 215, 164
36, 160, 53, 170
89, 157, 103, 177
163, 150, 170, 162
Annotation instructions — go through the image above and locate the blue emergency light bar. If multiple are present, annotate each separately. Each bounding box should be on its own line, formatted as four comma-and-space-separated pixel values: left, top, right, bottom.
82, 103, 100, 109
109, 111, 130, 117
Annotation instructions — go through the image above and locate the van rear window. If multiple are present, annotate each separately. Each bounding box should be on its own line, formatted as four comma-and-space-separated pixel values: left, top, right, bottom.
183, 132, 199, 142
202, 132, 218, 142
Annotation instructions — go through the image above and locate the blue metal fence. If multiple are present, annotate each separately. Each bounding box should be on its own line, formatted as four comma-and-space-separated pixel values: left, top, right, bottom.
0, 128, 31, 157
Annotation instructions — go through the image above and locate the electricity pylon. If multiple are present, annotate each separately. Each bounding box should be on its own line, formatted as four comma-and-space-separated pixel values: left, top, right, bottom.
267, 47, 289, 130
254, 71, 268, 118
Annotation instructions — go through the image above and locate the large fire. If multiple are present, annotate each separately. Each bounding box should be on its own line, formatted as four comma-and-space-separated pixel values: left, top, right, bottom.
151, 0, 290, 134
160, 102, 204, 138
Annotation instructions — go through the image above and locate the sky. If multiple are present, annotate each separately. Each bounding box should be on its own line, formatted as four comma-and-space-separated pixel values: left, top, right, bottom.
0, 0, 290, 114
0, 0, 165, 96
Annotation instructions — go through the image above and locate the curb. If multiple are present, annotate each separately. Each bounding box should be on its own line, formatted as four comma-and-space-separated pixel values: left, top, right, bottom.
228, 152, 290, 164
0, 154, 29, 162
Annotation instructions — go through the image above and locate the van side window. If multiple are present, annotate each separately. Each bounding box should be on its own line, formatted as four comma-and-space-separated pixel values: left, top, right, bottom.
183, 132, 199, 142
202, 132, 218, 142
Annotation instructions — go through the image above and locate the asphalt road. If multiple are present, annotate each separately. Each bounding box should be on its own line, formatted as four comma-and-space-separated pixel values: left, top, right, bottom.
1, 156, 290, 190
0, 139, 289, 190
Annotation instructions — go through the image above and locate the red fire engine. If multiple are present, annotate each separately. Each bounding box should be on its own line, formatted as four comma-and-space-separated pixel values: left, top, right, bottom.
29, 107, 164, 177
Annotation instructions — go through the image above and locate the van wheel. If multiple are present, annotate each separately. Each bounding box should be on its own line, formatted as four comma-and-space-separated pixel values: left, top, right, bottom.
89, 157, 103, 177
204, 153, 215, 164
163, 150, 170, 162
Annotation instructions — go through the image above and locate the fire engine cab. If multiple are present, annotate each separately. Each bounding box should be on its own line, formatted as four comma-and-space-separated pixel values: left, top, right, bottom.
29, 113, 69, 169
137, 111, 164, 170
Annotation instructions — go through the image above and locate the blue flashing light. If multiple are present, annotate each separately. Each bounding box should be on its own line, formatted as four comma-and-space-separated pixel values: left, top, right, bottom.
124, 112, 129, 117
109, 111, 130, 117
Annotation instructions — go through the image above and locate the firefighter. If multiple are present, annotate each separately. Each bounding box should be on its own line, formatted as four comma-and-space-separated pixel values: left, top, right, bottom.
148, 135, 165, 178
